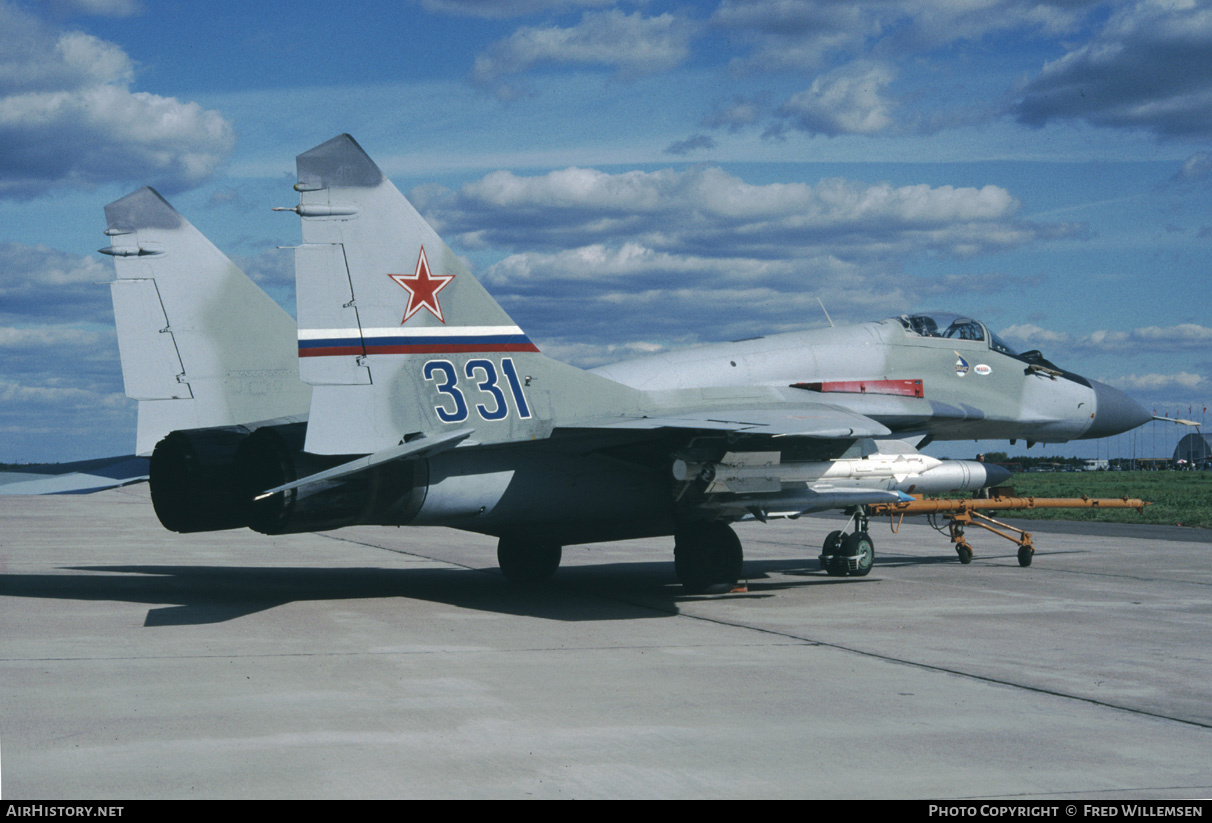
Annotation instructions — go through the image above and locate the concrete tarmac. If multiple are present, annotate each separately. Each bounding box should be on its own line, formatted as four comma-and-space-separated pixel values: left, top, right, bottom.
1, 485, 1209, 799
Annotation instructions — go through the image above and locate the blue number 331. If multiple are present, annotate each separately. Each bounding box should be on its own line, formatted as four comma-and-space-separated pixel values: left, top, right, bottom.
422, 357, 532, 423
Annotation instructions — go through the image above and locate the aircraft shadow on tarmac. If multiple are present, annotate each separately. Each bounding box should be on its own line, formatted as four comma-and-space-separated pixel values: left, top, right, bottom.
5, 564, 670, 626
2, 545, 1070, 626
0, 555, 897, 626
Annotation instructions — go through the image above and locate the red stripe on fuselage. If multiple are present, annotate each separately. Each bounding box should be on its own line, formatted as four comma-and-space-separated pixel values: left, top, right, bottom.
792, 379, 924, 398
298, 346, 364, 358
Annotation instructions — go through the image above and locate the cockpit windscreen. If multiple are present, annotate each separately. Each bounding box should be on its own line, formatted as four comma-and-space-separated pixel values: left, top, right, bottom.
896, 312, 1022, 355
987, 329, 1018, 356
897, 313, 985, 342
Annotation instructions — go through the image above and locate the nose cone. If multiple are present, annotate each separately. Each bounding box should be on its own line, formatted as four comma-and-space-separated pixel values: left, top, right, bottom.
1084, 380, 1152, 438
983, 462, 1012, 487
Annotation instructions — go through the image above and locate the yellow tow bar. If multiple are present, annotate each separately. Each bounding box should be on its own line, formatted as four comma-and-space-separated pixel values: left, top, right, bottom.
864, 496, 1150, 567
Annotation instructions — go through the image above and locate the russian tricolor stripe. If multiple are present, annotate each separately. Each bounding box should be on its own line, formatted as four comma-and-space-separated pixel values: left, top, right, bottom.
298, 325, 539, 357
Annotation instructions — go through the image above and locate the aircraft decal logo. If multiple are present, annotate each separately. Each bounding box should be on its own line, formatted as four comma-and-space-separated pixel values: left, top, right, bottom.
954, 352, 970, 377
975, 364, 992, 376
389, 246, 454, 324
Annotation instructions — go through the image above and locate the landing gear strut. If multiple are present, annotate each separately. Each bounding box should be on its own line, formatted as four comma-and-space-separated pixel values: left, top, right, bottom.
674, 521, 743, 593
819, 507, 875, 577
497, 536, 562, 586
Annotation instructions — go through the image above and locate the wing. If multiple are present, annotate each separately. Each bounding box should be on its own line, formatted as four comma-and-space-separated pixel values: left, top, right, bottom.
0, 455, 149, 495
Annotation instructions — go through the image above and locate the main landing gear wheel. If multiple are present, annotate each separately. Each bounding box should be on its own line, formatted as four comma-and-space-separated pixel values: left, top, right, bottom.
840, 531, 875, 577
497, 537, 562, 586
821, 530, 847, 576
1017, 545, 1034, 567
674, 521, 743, 594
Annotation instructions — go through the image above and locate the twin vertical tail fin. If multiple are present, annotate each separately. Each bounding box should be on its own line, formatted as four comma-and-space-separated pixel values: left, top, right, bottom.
103, 188, 311, 455
286, 134, 642, 455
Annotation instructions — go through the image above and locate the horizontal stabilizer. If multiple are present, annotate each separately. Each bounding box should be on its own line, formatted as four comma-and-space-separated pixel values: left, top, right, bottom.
256, 428, 474, 498
0, 455, 149, 496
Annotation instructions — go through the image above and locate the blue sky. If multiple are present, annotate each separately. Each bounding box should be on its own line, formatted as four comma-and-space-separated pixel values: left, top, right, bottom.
1, 0, 1209, 463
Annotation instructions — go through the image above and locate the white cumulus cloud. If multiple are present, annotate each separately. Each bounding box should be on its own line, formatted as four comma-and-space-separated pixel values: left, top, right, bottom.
1017, 0, 1212, 138
0, 1, 234, 197
419, 0, 613, 17
713, 0, 1098, 73
471, 9, 697, 97
1003, 322, 1212, 353
0, 242, 114, 324
0, 325, 107, 348
1112, 372, 1205, 391
425, 165, 1075, 262
999, 322, 1073, 346
43, 0, 141, 16
776, 61, 897, 137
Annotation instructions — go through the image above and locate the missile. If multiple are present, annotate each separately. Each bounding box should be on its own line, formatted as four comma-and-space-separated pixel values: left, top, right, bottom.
673, 442, 1011, 518
910, 459, 1011, 494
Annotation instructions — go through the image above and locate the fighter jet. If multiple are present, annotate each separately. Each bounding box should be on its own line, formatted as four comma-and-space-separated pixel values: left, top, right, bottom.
101, 134, 1151, 591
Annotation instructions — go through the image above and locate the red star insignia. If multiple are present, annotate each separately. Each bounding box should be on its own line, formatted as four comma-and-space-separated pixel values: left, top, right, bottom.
389, 246, 455, 324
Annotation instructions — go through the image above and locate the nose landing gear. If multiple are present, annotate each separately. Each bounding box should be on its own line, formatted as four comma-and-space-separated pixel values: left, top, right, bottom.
819, 508, 875, 577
